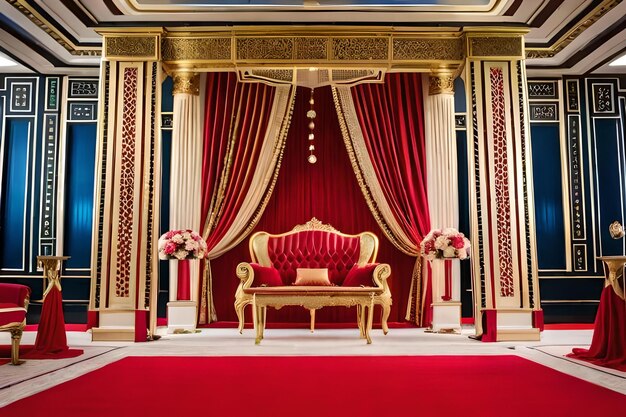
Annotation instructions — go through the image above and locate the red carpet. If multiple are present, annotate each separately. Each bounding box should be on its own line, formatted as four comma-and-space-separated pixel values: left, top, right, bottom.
1, 355, 623, 416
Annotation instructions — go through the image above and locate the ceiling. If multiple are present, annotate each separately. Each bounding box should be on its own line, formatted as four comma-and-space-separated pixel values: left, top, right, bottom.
0, 0, 625, 76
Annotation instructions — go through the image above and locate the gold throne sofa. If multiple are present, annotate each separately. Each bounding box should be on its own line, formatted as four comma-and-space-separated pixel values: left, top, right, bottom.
235, 218, 392, 342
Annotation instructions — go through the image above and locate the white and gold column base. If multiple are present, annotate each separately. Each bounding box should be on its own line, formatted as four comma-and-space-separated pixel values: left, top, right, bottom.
430, 301, 462, 333
91, 310, 136, 341
167, 301, 198, 333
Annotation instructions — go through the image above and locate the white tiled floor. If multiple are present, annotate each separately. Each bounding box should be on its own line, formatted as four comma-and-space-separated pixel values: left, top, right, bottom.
0, 326, 624, 407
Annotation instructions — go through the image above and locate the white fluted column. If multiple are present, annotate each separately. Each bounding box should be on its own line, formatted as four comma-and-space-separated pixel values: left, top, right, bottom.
167, 72, 204, 330
424, 71, 461, 330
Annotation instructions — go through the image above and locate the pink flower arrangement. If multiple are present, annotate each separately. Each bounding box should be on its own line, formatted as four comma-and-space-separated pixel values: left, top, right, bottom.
158, 229, 208, 260
421, 228, 471, 261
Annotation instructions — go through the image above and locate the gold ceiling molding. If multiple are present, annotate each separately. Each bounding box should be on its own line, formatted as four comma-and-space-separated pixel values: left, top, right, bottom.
526, 0, 623, 59
122, 0, 505, 14
7, 0, 100, 56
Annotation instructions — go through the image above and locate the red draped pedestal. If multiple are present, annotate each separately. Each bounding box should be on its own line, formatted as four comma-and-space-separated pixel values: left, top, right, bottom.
33, 286, 68, 354
568, 286, 626, 371
568, 256, 626, 371
177, 259, 191, 301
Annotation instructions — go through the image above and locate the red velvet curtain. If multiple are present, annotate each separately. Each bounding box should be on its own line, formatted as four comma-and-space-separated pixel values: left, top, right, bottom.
209, 85, 416, 324
199, 73, 277, 322
350, 73, 431, 325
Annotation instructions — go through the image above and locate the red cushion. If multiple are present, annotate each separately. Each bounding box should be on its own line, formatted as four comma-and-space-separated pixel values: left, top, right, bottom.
343, 264, 379, 287
0, 308, 26, 327
267, 230, 361, 286
0, 283, 30, 307
251, 264, 283, 287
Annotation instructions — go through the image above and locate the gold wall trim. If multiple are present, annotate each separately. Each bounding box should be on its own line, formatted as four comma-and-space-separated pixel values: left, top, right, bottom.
104, 34, 161, 61
7, 0, 100, 56
526, 0, 623, 59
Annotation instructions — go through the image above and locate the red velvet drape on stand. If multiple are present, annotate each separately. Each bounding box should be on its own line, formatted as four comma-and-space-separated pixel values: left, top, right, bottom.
209, 86, 416, 324
33, 287, 68, 354
568, 286, 626, 371
199, 73, 277, 321
350, 73, 431, 325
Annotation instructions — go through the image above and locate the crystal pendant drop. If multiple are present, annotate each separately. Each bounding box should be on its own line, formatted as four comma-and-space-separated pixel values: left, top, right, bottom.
308, 133, 314, 140
308, 154, 317, 164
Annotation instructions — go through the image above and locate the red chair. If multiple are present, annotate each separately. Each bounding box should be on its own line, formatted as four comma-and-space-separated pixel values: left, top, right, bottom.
0, 283, 31, 365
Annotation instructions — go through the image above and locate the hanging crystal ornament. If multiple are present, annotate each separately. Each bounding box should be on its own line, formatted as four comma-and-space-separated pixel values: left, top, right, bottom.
307, 88, 317, 164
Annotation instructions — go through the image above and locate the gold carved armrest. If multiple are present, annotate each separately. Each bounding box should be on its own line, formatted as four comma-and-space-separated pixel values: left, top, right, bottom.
234, 262, 256, 334
372, 263, 391, 295
236, 262, 255, 296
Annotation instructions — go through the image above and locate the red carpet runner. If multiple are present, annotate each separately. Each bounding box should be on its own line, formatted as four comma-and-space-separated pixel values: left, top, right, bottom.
1, 355, 624, 416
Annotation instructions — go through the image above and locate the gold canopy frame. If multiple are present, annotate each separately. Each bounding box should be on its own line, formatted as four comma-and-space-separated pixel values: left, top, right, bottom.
97, 26, 528, 84
90, 23, 540, 340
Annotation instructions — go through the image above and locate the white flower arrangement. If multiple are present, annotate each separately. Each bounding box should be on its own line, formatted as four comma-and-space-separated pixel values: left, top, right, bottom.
158, 229, 208, 260
421, 228, 471, 261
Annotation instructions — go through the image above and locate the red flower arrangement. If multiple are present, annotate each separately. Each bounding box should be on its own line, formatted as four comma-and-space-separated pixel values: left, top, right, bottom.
421, 228, 471, 261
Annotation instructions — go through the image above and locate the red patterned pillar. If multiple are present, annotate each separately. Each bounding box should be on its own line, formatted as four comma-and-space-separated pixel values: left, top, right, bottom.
89, 33, 162, 342
465, 33, 542, 341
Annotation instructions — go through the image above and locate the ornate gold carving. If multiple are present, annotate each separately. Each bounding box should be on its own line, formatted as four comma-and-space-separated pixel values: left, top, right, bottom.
429, 73, 455, 95
245, 69, 294, 83
105, 36, 157, 59
6, 0, 100, 56
250, 290, 380, 343
162, 37, 231, 61
609, 221, 625, 239
332, 38, 388, 61
598, 256, 626, 300
294, 37, 328, 60
393, 38, 463, 61
291, 217, 337, 232
37, 256, 70, 299
237, 38, 294, 60
331, 69, 380, 82
470, 36, 523, 58
526, 0, 622, 59
172, 72, 200, 95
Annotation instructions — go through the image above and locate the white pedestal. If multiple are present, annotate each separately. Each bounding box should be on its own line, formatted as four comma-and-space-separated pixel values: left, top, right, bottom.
431, 301, 462, 333
167, 301, 197, 333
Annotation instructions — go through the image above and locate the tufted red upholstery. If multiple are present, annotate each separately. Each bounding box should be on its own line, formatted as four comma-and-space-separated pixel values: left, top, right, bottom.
0, 283, 30, 308
267, 230, 361, 286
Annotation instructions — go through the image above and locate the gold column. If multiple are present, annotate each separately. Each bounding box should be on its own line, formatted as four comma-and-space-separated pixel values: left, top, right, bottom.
90, 31, 162, 341
172, 72, 200, 96
428, 71, 455, 96
167, 70, 204, 332
464, 32, 541, 341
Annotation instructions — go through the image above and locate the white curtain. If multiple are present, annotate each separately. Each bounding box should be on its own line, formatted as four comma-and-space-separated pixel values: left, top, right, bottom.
169, 75, 205, 302
424, 84, 460, 302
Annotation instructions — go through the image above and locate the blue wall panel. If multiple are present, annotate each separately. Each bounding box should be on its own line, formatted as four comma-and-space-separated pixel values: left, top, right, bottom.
456, 129, 473, 317
158, 129, 172, 317
0, 119, 30, 270
63, 123, 97, 269
531, 123, 566, 269
593, 118, 624, 256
